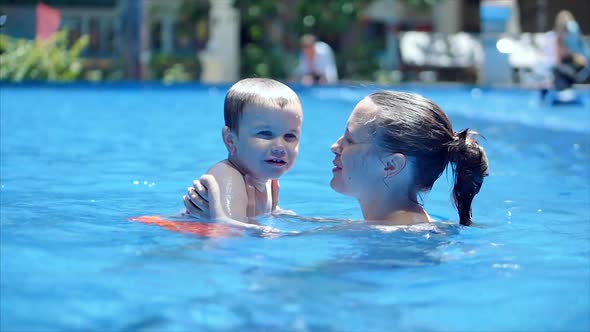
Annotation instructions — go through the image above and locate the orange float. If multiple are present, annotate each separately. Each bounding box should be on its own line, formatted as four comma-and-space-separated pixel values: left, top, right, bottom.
128, 215, 243, 238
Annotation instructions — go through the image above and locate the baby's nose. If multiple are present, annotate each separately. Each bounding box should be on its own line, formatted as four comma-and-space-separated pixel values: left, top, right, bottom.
271, 145, 286, 155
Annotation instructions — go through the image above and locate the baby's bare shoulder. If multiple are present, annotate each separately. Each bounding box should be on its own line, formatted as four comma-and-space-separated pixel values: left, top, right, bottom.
207, 160, 246, 185
205, 160, 249, 217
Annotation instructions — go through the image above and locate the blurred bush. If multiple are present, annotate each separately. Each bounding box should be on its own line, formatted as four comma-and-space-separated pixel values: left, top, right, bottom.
83, 58, 125, 82
163, 64, 192, 84
149, 53, 200, 82
236, 0, 288, 78
0, 30, 89, 82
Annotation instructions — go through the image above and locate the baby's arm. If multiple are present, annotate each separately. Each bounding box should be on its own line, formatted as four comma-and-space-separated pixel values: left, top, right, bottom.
206, 162, 249, 219
268, 179, 297, 216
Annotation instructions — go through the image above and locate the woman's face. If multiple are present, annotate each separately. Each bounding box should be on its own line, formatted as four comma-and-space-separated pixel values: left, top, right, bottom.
330, 98, 385, 197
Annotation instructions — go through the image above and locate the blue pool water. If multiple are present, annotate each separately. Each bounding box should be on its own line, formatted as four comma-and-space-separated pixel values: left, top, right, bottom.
1, 84, 589, 331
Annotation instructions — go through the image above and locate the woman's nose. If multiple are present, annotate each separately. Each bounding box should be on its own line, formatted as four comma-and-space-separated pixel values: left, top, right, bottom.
330, 136, 342, 154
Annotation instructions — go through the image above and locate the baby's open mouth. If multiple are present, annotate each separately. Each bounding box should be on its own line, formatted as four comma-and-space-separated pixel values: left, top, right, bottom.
266, 159, 286, 166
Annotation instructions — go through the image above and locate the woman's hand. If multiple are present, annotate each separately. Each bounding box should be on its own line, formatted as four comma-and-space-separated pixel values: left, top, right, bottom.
183, 175, 225, 220
183, 175, 279, 233
183, 175, 253, 219
183, 178, 211, 220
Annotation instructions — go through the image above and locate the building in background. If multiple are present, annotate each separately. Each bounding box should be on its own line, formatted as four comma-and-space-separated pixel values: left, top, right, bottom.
1, 0, 588, 83
1, 0, 117, 57
0, 0, 212, 80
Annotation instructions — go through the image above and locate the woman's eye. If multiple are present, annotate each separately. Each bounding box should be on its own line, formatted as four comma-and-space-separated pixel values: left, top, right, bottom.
345, 137, 354, 144
284, 133, 298, 142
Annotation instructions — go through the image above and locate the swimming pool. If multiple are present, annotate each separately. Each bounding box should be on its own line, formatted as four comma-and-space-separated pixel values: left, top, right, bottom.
1, 83, 589, 331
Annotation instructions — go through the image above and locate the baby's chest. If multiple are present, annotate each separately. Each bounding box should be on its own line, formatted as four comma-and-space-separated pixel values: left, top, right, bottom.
254, 188, 272, 215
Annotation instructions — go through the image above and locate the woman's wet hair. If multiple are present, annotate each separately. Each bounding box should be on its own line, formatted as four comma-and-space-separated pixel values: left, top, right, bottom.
224, 78, 301, 134
368, 91, 489, 226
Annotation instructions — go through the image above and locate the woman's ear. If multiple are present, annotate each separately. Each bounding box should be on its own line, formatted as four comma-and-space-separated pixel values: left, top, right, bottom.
222, 126, 236, 155
383, 153, 407, 178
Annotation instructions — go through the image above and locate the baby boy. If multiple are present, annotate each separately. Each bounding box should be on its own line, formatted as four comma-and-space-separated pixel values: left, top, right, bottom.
183, 78, 303, 230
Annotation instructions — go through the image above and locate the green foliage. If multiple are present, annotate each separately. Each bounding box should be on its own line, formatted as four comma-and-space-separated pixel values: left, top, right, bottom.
400, 0, 439, 12
0, 30, 89, 82
173, 0, 210, 41
176, 0, 210, 23
296, 0, 371, 37
83, 58, 125, 82
235, 0, 287, 78
163, 64, 191, 84
149, 53, 200, 82
241, 43, 287, 78
338, 40, 381, 81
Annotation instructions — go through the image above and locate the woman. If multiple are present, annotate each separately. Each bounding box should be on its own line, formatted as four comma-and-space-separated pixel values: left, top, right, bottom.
185, 91, 488, 227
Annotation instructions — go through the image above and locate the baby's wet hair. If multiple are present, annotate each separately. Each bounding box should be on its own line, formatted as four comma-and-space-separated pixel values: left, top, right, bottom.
368, 90, 489, 226
224, 78, 301, 134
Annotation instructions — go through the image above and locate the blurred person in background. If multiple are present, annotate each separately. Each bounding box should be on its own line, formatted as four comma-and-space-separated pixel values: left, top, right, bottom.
543, 10, 589, 97
293, 34, 338, 85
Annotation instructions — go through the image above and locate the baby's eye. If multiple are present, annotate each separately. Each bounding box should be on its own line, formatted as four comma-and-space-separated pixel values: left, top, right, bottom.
284, 133, 298, 142
257, 130, 273, 137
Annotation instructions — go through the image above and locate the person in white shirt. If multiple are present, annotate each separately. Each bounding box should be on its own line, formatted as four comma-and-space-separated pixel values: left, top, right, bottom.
293, 34, 339, 85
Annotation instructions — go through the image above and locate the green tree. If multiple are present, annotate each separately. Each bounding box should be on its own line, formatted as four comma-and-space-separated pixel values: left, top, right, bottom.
0, 30, 89, 82
235, 0, 287, 78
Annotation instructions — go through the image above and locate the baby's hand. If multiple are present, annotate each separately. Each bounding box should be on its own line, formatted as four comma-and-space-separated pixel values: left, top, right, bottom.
274, 207, 296, 216
240, 222, 280, 234
263, 226, 280, 233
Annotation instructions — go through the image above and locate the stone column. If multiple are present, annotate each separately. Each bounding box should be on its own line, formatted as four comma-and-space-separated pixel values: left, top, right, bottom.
118, 0, 141, 79
364, 0, 402, 71
433, 0, 462, 34
162, 15, 174, 53
480, 1, 513, 85
199, 0, 239, 82
139, 0, 151, 80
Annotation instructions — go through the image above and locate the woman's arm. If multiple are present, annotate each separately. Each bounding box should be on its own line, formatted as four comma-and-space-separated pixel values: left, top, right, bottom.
184, 175, 278, 233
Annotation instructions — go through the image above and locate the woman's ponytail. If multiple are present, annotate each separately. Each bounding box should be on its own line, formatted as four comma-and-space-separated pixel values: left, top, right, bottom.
368, 91, 489, 225
449, 129, 489, 226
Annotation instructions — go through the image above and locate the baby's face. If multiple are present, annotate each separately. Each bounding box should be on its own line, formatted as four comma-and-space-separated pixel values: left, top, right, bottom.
233, 103, 303, 182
